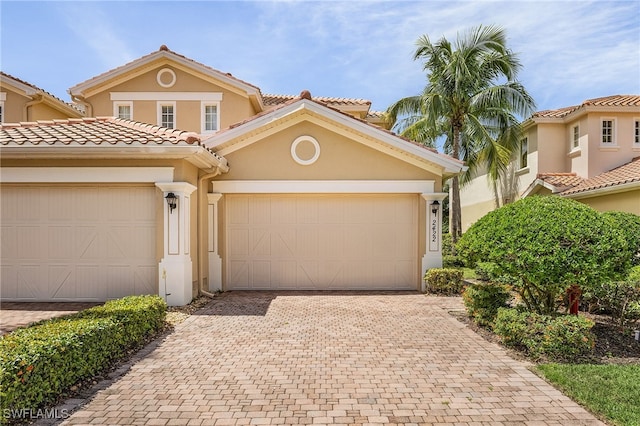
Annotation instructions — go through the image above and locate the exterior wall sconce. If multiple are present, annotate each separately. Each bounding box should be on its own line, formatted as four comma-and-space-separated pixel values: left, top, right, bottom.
431, 200, 440, 215
165, 192, 177, 213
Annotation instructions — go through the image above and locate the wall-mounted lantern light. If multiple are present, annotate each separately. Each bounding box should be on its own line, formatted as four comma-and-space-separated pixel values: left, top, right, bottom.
431, 200, 440, 215
165, 192, 177, 213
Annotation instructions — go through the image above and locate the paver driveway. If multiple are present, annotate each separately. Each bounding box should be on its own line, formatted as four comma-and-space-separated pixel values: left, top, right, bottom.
60, 292, 602, 425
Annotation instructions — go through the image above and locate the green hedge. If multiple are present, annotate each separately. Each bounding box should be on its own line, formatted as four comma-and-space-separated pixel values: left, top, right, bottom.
493, 308, 595, 361
424, 268, 464, 295
462, 283, 512, 328
0, 295, 166, 416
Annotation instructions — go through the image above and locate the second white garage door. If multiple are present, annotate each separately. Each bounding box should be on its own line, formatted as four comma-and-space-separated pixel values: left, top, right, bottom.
225, 194, 418, 290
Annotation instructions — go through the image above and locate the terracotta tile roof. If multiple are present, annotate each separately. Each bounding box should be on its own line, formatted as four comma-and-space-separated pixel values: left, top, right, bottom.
366, 111, 386, 119
532, 95, 640, 119
263, 93, 371, 108
0, 117, 222, 160
0, 71, 83, 115
535, 172, 585, 190
561, 157, 640, 196
69, 45, 261, 96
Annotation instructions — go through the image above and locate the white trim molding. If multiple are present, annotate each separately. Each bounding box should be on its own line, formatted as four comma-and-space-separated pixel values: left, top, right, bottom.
156, 68, 177, 88
0, 167, 174, 183
207, 193, 224, 292
290, 135, 320, 165
211, 180, 436, 194
111, 92, 223, 101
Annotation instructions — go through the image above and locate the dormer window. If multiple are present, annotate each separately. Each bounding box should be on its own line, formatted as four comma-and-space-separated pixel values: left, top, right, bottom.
114, 102, 132, 120
572, 125, 579, 149
519, 138, 528, 169
601, 118, 615, 144
158, 102, 175, 129
202, 103, 219, 133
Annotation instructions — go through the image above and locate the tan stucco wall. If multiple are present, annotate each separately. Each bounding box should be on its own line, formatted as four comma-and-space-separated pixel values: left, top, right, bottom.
216, 121, 440, 182
535, 124, 566, 173
461, 199, 496, 232
83, 62, 257, 133
586, 112, 640, 177
1, 88, 80, 122
1, 89, 29, 122
573, 189, 640, 215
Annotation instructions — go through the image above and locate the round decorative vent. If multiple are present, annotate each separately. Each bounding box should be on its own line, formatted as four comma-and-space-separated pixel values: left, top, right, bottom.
291, 136, 320, 165
156, 68, 177, 88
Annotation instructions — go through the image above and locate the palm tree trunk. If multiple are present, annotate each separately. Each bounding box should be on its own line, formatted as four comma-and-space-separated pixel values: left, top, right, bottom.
450, 126, 462, 242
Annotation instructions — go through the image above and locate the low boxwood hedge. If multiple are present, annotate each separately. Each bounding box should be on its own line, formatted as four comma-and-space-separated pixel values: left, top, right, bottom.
424, 268, 464, 295
0, 295, 166, 417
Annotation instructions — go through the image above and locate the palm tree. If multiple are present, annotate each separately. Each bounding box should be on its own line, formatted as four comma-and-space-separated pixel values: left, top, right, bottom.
387, 25, 535, 242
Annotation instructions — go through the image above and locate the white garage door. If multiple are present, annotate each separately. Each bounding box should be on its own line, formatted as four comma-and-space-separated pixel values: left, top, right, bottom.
1, 186, 157, 301
226, 194, 418, 290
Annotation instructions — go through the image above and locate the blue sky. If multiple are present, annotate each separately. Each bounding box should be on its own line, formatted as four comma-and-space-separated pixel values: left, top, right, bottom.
1, 0, 639, 113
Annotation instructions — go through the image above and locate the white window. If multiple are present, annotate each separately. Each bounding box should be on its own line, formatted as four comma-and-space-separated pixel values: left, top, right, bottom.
601, 118, 615, 144
635, 119, 640, 146
519, 138, 528, 169
113, 102, 133, 120
201, 103, 219, 133
572, 125, 579, 149
158, 102, 175, 129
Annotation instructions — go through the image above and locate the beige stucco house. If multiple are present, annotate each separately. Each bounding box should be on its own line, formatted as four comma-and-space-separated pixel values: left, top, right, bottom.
461, 95, 640, 231
1, 47, 464, 305
0, 72, 84, 123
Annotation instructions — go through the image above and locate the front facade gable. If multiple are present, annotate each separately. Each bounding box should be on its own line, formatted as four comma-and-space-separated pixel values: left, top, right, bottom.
205, 96, 464, 181
68, 47, 263, 135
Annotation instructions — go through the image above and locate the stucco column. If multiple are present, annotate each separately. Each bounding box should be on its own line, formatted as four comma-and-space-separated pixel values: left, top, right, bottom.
207, 193, 223, 292
420, 193, 448, 292
155, 182, 197, 306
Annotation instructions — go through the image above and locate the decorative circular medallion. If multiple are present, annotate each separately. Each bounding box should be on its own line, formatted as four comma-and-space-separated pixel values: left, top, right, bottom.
291, 136, 320, 165
156, 68, 177, 88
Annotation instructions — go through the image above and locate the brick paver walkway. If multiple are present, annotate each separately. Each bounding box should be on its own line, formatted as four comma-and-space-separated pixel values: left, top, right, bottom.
58, 292, 602, 425
0, 302, 101, 335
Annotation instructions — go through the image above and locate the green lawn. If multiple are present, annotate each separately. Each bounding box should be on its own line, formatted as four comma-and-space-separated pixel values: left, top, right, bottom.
536, 363, 640, 426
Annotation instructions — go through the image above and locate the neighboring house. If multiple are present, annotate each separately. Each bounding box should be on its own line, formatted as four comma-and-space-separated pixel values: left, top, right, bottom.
461, 95, 640, 231
1, 47, 464, 305
0, 72, 83, 123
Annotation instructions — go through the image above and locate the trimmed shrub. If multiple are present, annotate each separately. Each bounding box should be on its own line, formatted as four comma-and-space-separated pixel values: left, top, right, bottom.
442, 255, 464, 268
462, 283, 512, 327
456, 196, 629, 314
0, 295, 166, 415
424, 268, 464, 295
585, 265, 640, 329
493, 308, 595, 361
474, 262, 501, 282
601, 211, 640, 267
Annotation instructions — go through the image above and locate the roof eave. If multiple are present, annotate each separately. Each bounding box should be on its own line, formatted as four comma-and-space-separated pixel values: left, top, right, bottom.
561, 180, 640, 199
0, 144, 227, 171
